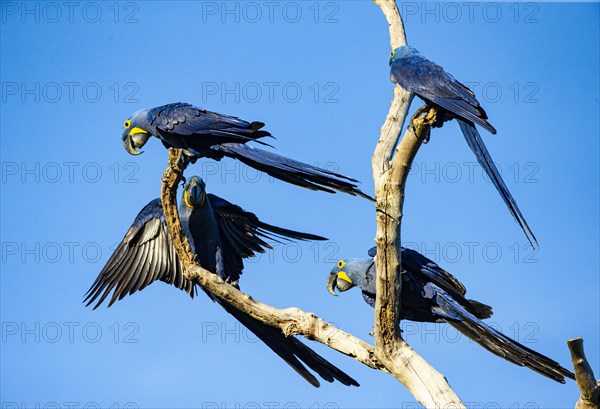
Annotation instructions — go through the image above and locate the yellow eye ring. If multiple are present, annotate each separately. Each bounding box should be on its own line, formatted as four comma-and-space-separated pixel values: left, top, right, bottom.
124, 120, 130, 128
337, 260, 345, 268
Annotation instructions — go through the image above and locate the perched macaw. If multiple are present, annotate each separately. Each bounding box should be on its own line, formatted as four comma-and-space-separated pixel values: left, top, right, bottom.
85, 176, 358, 388
391, 46, 536, 247
121, 103, 372, 199
327, 246, 573, 383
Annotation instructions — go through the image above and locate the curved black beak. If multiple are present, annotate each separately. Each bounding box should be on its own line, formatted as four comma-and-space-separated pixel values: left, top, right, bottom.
123, 133, 142, 155
122, 130, 150, 156
327, 272, 338, 296
190, 185, 205, 206
184, 176, 206, 207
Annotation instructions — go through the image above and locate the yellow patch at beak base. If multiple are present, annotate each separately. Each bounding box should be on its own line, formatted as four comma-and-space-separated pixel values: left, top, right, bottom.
129, 127, 148, 135
184, 191, 194, 209
337, 271, 352, 284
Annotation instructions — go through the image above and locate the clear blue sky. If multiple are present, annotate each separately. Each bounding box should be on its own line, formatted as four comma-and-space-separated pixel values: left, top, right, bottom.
1, 2, 598, 408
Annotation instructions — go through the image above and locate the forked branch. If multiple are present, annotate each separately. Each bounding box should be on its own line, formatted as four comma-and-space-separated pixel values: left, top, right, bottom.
372, 0, 464, 406
161, 0, 464, 406
161, 149, 386, 372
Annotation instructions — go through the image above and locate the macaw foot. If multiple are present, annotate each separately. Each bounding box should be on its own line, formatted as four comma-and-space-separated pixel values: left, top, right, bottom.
175, 149, 192, 168
183, 149, 199, 164
410, 104, 434, 143
429, 108, 453, 129
412, 104, 458, 143
168, 149, 192, 184
411, 104, 432, 123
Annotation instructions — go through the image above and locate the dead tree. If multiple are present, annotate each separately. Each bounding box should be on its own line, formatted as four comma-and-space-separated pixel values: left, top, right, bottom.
157, 1, 592, 407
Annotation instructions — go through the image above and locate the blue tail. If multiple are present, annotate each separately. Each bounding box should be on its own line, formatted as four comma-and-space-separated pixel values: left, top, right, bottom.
214, 143, 374, 200
424, 283, 573, 383
457, 120, 537, 248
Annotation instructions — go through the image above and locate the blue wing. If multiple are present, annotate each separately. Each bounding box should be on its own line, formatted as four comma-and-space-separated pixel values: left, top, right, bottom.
391, 49, 536, 247
391, 51, 496, 134
209, 193, 326, 284
144, 104, 373, 199
400, 247, 467, 297
86, 199, 358, 387
368, 246, 468, 298
84, 199, 194, 308
147, 102, 272, 145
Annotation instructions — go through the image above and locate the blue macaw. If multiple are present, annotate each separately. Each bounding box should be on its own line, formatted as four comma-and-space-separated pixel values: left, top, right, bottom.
327, 247, 574, 383
391, 46, 536, 247
121, 103, 372, 200
85, 176, 358, 388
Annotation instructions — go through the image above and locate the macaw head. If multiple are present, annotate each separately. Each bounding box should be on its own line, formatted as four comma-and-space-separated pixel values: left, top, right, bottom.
327, 259, 367, 295
183, 176, 207, 209
122, 108, 151, 155
389, 45, 419, 66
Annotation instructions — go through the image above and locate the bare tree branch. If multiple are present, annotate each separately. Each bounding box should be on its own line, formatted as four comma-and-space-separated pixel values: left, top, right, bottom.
372, 0, 413, 175
371, 0, 465, 406
568, 338, 600, 409
373, 108, 466, 407
374, 0, 408, 50
372, 86, 414, 179
159, 1, 464, 405
160, 148, 387, 373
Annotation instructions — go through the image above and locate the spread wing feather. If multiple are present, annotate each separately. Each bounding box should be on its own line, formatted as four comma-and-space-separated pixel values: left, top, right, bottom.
209, 194, 326, 283
84, 199, 195, 309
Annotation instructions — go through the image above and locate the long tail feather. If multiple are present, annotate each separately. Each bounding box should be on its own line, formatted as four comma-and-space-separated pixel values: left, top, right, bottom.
214, 143, 374, 201
255, 221, 327, 242
424, 283, 574, 383
457, 120, 537, 247
219, 300, 359, 387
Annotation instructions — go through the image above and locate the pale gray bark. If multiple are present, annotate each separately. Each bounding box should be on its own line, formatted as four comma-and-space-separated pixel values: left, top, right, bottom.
159, 1, 466, 406
568, 338, 600, 409
371, 0, 464, 406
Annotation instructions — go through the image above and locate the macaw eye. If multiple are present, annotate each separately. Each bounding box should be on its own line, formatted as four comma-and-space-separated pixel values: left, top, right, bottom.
337, 260, 345, 268
124, 120, 130, 128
